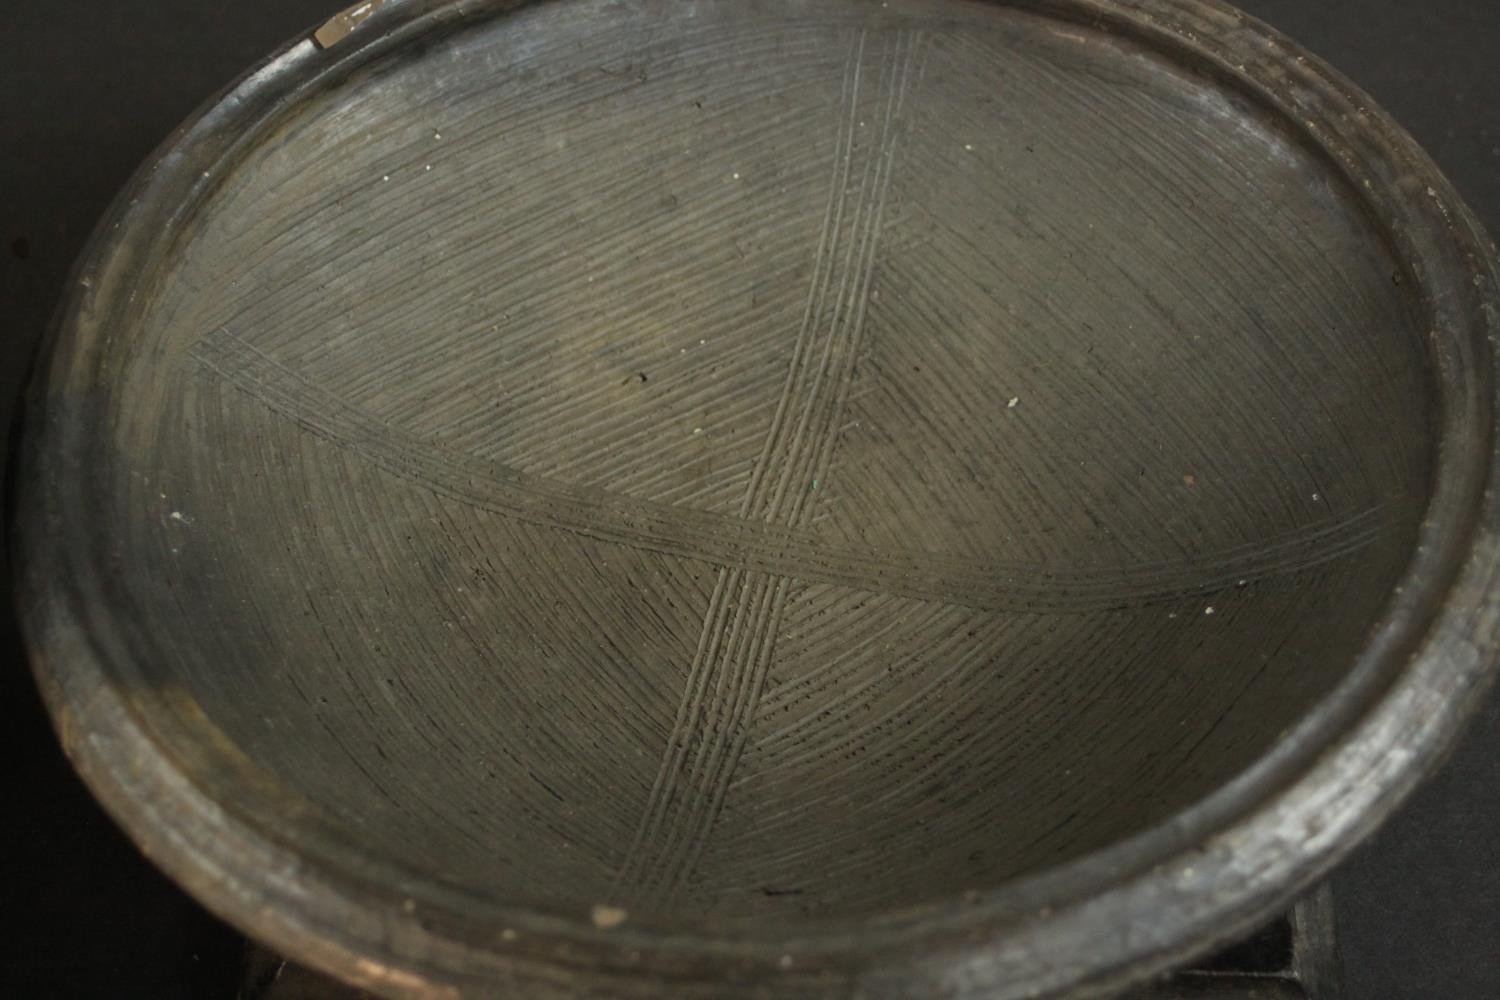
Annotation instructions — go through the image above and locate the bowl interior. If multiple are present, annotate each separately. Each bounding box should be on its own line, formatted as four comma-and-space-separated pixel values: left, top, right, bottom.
80, 0, 1432, 926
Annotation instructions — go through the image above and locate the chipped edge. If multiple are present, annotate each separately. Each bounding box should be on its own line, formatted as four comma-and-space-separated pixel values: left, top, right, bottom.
313, 0, 387, 50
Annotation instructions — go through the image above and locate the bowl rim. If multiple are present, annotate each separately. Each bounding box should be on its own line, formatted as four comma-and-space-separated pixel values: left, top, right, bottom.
13, 0, 1500, 996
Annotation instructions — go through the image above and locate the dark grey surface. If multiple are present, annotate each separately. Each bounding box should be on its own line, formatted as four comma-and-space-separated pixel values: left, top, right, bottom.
1228, 5, 1500, 999
1, 1, 1496, 998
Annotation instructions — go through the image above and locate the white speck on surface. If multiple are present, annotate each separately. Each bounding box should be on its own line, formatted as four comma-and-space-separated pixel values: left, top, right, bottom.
500, 928, 518, 943
434, 130, 443, 140
1007, 397, 1019, 408
425, 164, 432, 171
964, 143, 974, 151
1204, 607, 1215, 616
202, 171, 211, 178
732, 171, 741, 180
169, 511, 191, 524
1426, 186, 1438, 197
382, 174, 390, 182
1168, 613, 1177, 619
1312, 492, 1321, 501
693, 427, 703, 435
699, 339, 706, 345
591, 904, 628, 930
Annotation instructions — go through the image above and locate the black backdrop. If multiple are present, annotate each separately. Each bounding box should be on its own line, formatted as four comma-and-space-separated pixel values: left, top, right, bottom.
2, 2, 1496, 996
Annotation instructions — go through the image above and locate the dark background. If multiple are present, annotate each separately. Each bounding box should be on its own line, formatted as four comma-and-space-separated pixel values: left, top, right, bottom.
2, 1, 1496, 996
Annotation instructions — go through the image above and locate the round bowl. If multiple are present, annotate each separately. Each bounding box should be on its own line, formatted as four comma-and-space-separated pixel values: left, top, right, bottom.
14, 0, 1500, 996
